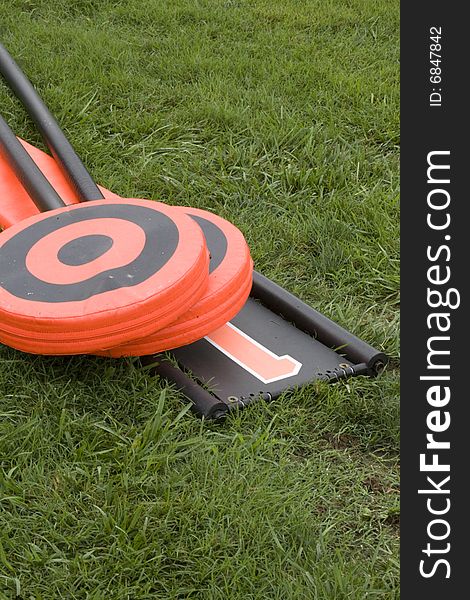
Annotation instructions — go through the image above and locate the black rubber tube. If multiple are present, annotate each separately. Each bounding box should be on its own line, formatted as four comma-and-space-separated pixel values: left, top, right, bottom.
141, 356, 228, 420
0, 42, 104, 202
0, 113, 65, 211
251, 271, 387, 374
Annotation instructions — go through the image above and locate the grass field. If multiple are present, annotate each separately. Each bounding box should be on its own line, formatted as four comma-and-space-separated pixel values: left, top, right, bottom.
0, 1, 399, 598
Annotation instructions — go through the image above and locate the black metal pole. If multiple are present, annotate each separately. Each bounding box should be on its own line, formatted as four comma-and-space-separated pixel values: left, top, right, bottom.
140, 356, 228, 419
0, 42, 103, 202
0, 113, 65, 211
251, 271, 387, 374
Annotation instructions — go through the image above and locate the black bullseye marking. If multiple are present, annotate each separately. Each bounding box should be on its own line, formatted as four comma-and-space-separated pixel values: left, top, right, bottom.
0, 203, 179, 302
58, 234, 114, 266
191, 215, 227, 273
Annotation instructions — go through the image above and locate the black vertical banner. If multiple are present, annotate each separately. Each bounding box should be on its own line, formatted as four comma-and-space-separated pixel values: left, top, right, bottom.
401, 4, 467, 598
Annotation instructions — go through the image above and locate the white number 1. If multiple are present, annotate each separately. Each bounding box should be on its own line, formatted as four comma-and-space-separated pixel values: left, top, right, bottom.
205, 322, 302, 384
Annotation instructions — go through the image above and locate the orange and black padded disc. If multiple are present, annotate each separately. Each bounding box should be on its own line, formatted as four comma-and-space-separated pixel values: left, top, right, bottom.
98, 207, 253, 356
0, 198, 209, 355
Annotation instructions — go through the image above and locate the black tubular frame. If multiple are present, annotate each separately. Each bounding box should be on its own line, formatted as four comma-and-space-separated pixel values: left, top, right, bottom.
0, 41, 388, 418
0, 113, 65, 211
251, 272, 387, 375
142, 356, 229, 419
0, 42, 103, 202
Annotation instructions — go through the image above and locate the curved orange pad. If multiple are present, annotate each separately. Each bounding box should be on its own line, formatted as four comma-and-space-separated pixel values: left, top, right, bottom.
0, 199, 209, 355
98, 207, 253, 356
0, 138, 118, 229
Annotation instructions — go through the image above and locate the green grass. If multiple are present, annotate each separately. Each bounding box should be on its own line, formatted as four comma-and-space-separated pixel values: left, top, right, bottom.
0, 1, 399, 598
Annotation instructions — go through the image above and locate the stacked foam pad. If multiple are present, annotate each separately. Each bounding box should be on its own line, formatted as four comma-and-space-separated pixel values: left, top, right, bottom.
0, 141, 253, 356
